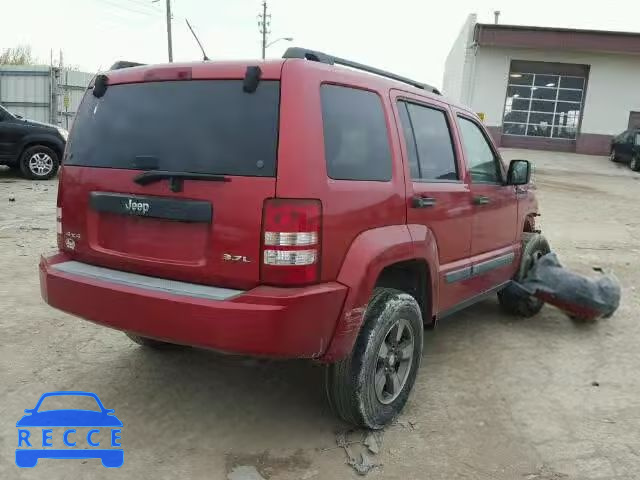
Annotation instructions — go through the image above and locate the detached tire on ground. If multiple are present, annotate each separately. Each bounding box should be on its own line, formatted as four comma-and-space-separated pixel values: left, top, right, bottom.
325, 288, 424, 429
498, 232, 551, 317
19, 145, 60, 180
125, 332, 177, 349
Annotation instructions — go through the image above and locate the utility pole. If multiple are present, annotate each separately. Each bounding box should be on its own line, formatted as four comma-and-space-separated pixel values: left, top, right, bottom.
258, 1, 271, 59
166, 0, 173, 62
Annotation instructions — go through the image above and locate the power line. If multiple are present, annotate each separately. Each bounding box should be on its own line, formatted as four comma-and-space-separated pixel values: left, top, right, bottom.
125, 0, 161, 10
97, 0, 160, 17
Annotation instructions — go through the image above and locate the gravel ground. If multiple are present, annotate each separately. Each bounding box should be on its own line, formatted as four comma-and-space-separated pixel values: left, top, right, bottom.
0, 149, 639, 479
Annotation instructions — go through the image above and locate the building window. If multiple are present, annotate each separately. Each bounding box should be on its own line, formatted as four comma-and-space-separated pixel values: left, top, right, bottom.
503, 71, 585, 140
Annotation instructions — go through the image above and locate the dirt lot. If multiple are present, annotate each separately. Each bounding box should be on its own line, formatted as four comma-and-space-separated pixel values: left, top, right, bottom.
1, 149, 639, 479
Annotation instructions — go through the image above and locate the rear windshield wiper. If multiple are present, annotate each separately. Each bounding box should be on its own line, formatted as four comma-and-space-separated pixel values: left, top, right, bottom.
134, 170, 230, 192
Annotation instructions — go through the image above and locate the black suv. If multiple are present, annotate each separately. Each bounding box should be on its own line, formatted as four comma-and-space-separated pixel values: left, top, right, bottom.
610, 128, 640, 172
0, 104, 66, 179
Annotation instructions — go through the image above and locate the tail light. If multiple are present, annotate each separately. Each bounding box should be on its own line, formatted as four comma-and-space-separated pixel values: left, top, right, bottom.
261, 199, 321, 286
56, 169, 64, 250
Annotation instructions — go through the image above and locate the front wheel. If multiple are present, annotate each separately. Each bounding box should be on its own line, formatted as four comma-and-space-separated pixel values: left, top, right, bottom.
498, 232, 551, 317
630, 155, 640, 172
325, 288, 423, 429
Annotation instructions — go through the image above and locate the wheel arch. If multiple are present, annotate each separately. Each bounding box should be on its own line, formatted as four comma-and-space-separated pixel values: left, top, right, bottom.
374, 259, 431, 325
523, 214, 537, 232
320, 224, 439, 362
19, 136, 64, 163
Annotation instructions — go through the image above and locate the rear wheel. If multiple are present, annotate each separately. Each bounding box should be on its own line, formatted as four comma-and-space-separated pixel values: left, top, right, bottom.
19, 145, 59, 180
609, 148, 619, 162
498, 232, 551, 317
630, 155, 640, 172
125, 333, 177, 349
325, 288, 423, 429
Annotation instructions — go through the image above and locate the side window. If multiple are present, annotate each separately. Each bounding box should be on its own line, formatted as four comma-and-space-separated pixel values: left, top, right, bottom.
457, 116, 502, 184
397, 102, 420, 179
402, 102, 458, 181
320, 84, 392, 181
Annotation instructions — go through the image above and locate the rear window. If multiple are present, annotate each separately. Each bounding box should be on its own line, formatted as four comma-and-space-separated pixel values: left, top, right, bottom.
320, 84, 392, 181
66, 80, 280, 177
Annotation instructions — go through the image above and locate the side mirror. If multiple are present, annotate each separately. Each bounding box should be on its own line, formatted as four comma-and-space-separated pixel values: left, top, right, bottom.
24, 409, 34, 414
507, 159, 531, 186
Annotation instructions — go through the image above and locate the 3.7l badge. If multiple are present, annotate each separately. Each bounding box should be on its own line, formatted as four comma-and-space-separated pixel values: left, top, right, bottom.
222, 254, 250, 263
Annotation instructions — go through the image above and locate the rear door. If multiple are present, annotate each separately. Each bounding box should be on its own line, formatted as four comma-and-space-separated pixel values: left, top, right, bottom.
0, 107, 25, 161
391, 91, 474, 312
59, 73, 281, 290
455, 113, 518, 291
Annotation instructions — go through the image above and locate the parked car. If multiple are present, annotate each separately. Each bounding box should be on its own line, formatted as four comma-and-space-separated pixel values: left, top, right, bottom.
0, 104, 66, 179
39, 48, 545, 429
610, 128, 640, 171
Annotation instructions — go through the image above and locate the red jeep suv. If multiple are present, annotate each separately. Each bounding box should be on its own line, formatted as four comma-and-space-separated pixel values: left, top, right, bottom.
40, 48, 547, 429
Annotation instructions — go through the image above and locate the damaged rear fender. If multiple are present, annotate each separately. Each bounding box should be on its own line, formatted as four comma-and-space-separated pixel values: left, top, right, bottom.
320, 224, 438, 362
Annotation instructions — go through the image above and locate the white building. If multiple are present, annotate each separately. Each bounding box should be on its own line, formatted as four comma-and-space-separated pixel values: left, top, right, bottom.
443, 15, 640, 155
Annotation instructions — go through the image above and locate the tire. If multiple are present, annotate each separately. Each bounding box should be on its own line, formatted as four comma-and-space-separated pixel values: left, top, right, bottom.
19, 145, 59, 180
498, 232, 551, 317
630, 155, 640, 172
609, 149, 618, 162
125, 332, 177, 349
325, 288, 424, 429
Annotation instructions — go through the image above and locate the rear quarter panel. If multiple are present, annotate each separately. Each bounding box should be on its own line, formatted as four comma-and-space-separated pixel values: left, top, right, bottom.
276, 60, 408, 282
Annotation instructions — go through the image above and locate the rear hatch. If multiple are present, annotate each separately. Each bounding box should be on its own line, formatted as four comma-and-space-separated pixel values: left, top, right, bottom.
58, 63, 282, 290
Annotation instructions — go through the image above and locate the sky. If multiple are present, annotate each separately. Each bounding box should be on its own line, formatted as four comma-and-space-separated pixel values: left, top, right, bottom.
3, 0, 640, 88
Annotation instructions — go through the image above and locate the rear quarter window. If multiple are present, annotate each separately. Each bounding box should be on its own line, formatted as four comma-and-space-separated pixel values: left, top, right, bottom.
320, 84, 392, 181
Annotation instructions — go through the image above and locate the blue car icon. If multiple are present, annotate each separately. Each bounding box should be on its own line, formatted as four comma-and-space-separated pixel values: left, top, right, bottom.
16, 391, 123, 468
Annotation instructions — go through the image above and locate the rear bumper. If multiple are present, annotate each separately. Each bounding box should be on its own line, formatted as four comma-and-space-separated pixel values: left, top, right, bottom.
40, 253, 347, 358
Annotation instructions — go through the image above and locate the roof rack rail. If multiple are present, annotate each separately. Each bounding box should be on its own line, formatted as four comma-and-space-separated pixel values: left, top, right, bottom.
109, 61, 145, 70
282, 47, 441, 95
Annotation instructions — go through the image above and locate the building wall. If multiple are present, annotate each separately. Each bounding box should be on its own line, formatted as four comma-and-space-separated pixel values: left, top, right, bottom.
0, 65, 53, 123
0, 65, 94, 127
442, 14, 477, 104
468, 47, 640, 154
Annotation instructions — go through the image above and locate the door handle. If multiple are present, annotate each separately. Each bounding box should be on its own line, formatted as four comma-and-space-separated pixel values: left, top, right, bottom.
473, 195, 491, 205
411, 196, 437, 208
